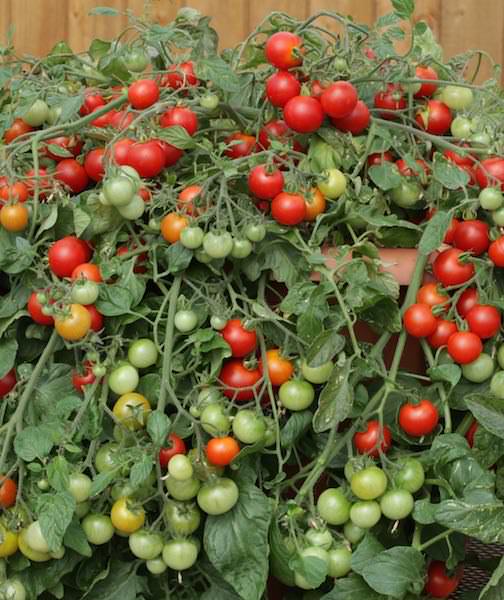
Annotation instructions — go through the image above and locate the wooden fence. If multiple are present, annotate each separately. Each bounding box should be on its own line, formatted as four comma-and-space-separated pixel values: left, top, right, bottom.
1, 1, 502, 81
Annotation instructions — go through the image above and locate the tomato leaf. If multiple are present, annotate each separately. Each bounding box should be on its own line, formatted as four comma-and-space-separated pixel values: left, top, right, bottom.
313, 359, 354, 433
351, 534, 385, 574
427, 363, 461, 388
305, 329, 345, 367
129, 454, 153, 489
289, 555, 327, 588
47, 456, 70, 492
160, 242, 193, 273
321, 573, 388, 600
269, 519, 296, 586
391, 0, 415, 20
82, 559, 145, 600
64, 517, 92, 557
90, 470, 118, 497
433, 155, 470, 190
38, 491, 76, 552
434, 498, 504, 545
472, 427, 504, 469
0, 337, 17, 378
157, 125, 196, 150
195, 55, 241, 92
479, 554, 504, 600
419, 209, 451, 255
14, 424, 55, 461
368, 163, 401, 191
280, 411, 312, 447
466, 394, 504, 440
17, 551, 82, 599
147, 410, 170, 447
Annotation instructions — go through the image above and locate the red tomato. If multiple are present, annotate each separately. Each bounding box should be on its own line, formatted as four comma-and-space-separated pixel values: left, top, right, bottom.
0, 182, 29, 204
489, 236, 504, 267
72, 361, 96, 393
90, 106, 114, 128
374, 84, 406, 119
125, 141, 165, 178
80, 92, 106, 116
331, 100, 370, 134
466, 304, 501, 339
116, 245, 147, 273
128, 79, 160, 109
27, 292, 54, 326
177, 185, 203, 216
283, 96, 324, 133
219, 359, 262, 401
452, 220, 489, 256
49, 236, 92, 278
427, 319, 458, 349
84, 148, 105, 182
159, 433, 186, 469
447, 331, 482, 364
71, 263, 102, 282
432, 248, 475, 287
414, 65, 438, 97
475, 157, 504, 190
321, 81, 358, 119
443, 147, 474, 168
311, 80, 326, 99
425, 561, 463, 598
162, 61, 199, 88
265, 31, 303, 69
271, 192, 306, 226
112, 139, 135, 166
44, 136, 83, 161
457, 288, 479, 317
266, 70, 301, 107
109, 110, 134, 130
403, 303, 437, 337
396, 159, 430, 178
221, 319, 257, 357
258, 120, 295, 150
0, 478, 17, 508
4, 118, 33, 143
206, 436, 240, 466
260, 349, 294, 386
160, 106, 199, 136
85, 305, 104, 332
416, 100, 452, 135
248, 165, 284, 200
367, 152, 394, 166
0, 369, 16, 398
157, 140, 184, 167
399, 399, 439, 437
55, 159, 89, 194
354, 420, 392, 458
416, 283, 448, 310
466, 420, 479, 448
225, 133, 256, 159
444, 217, 460, 244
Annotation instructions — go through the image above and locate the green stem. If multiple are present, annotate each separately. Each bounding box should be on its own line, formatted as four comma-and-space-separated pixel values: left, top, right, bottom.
158, 276, 182, 413
420, 339, 452, 433
418, 528, 455, 552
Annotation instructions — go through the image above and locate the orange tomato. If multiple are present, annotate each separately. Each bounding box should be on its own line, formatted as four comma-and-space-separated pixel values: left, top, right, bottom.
161, 213, 188, 244
0, 204, 29, 232
304, 188, 327, 221
261, 348, 294, 386
71, 262, 102, 282
54, 304, 92, 341
0, 182, 29, 203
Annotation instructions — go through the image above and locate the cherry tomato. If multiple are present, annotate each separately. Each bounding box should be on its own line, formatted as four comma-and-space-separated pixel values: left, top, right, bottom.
219, 359, 261, 401
416, 100, 452, 135
128, 79, 159, 109
266, 70, 301, 107
414, 65, 438, 97
82, 514, 114, 545
321, 81, 358, 119
466, 304, 501, 339
304, 188, 326, 221
174, 309, 198, 333
374, 84, 406, 119
433, 248, 474, 287
354, 420, 392, 457
261, 348, 294, 385
54, 304, 91, 341
279, 379, 315, 410
428, 319, 458, 349
0, 478, 17, 508
271, 191, 306, 225
441, 85, 474, 110
72, 361, 96, 393
85, 304, 104, 332
0, 369, 16, 398
128, 339, 158, 369
476, 158, 504, 190
265, 31, 303, 69
225, 132, 256, 159
164, 501, 201, 536
0, 204, 29, 232
113, 392, 151, 430
72, 262, 102, 283
317, 488, 351, 525
394, 457, 425, 493
109, 363, 139, 395
162, 61, 198, 88
367, 151, 394, 166
160, 106, 198, 136
283, 96, 324, 133
110, 497, 145, 534
425, 561, 463, 598
399, 399, 439, 437
84, 148, 105, 182
27, 292, 53, 326
489, 236, 504, 266
403, 303, 437, 337
4, 119, 33, 144
80, 92, 106, 116
0, 181, 29, 204
161, 212, 188, 244
157, 139, 184, 167
232, 410, 266, 444
457, 288, 479, 317
48, 236, 92, 278
452, 220, 489, 256
206, 436, 240, 466
221, 319, 257, 357
0, 524, 18, 558
203, 231, 233, 258
125, 141, 165, 178
380, 489, 414, 520
248, 165, 284, 200
447, 331, 482, 364
55, 158, 89, 194
158, 433, 186, 469
351, 466, 387, 500
258, 119, 298, 151
301, 359, 333, 383
462, 353, 494, 383
197, 477, 239, 515
350, 501, 381, 529
177, 185, 204, 216
466, 420, 479, 447
331, 100, 370, 134
168, 454, 193, 481
416, 283, 448, 309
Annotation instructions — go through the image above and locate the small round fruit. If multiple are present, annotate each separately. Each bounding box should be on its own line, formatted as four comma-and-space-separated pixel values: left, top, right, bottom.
82, 514, 114, 545
327, 546, 352, 578
162, 538, 199, 571
174, 310, 198, 333
317, 488, 351, 525
129, 529, 163, 560
300, 360, 333, 384
110, 497, 145, 534
109, 363, 139, 395
351, 466, 388, 501
128, 339, 158, 369
350, 501, 382, 529
68, 473, 92, 503
278, 379, 315, 411
168, 454, 194, 481
380, 489, 414, 520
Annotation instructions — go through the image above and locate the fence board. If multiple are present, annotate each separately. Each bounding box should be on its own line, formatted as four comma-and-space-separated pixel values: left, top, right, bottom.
190, 0, 248, 49
11, 0, 67, 56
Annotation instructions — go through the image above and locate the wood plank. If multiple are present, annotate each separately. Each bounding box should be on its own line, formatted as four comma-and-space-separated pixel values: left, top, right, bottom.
10, 0, 68, 56
0, 1, 11, 51
68, 0, 128, 54
249, 0, 308, 32
189, 0, 248, 49
306, 1, 375, 43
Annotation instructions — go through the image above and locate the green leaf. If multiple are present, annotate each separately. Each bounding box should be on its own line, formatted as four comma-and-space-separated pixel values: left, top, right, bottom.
360, 546, 425, 598
161, 242, 193, 273
473, 427, 504, 469
38, 204, 59, 234
17, 552, 82, 599
64, 517, 92, 557
419, 210, 451, 255
38, 491, 76, 552
129, 454, 153, 489
89, 38, 112, 60
289, 555, 327, 588
0, 337, 17, 378
305, 329, 345, 367
313, 360, 354, 433
281, 411, 312, 447
74, 207, 92, 238
14, 424, 54, 461
82, 559, 144, 600
351, 534, 385, 574
322, 574, 388, 600
195, 55, 241, 92
47, 456, 70, 493
434, 498, 504, 544
157, 125, 196, 150
89, 7, 120, 16
427, 364, 461, 388
466, 394, 504, 440
204, 474, 273, 600
90, 470, 117, 496
368, 163, 401, 191
269, 519, 296, 586
147, 411, 170, 447
96, 285, 134, 316
433, 155, 470, 190
391, 0, 415, 19
479, 554, 504, 599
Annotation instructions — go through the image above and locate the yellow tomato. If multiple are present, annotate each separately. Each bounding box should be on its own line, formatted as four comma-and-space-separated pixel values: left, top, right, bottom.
54, 304, 91, 341
0, 524, 18, 557
110, 497, 145, 534
113, 393, 151, 430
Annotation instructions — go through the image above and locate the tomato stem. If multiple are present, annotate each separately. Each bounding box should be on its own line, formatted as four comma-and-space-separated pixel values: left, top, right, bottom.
158, 275, 182, 413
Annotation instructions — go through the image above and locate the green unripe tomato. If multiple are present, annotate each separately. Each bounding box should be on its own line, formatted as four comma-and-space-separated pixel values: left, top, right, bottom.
490, 371, 504, 399
117, 195, 145, 220
108, 363, 139, 395
180, 226, 204, 249
390, 180, 422, 208
23, 99, 49, 126
350, 501, 382, 529
232, 409, 266, 444
351, 466, 388, 500
450, 116, 473, 139
305, 528, 333, 550
82, 514, 115, 545
210, 315, 227, 330
146, 557, 168, 575
327, 546, 352, 577
497, 345, 504, 370
195, 249, 213, 264
300, 360, 334, 384
103, 177, 136, 207
165, 475, 200, 501
393, 458, 425, 494
25, 521, 50, 553
492, 207, 504, 226
199, 94, 220, 110
462, 353, 494, 383
128, 339, 158, 369
71, 280, 99, 305
318, 168, 346, 199
75, 501, 91, 519
129, 529, 164, 560
278, 379, 315, 411
380, 489, 414, 520
168, 454, 194, 481
68, 472, 92, 503
124, 48, 150, 72
174, 310, 198, 333
245, 224, 266, 242
441, 85, 474, 110
200, 403, 231, 436
343, 521, 365, 544
479, 188, 503, 211
317, 488, 351, 525
0, 580, 26, 600
203, 231, 234, 259
231, 239, 253, 259
162, 538, 199, 571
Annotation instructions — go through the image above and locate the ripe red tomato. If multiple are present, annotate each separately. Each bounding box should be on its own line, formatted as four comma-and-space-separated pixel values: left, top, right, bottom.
416, 100, 452, 135
177, 185, 203, 216
403, 303, 437, 337
266, 70, 301, 107
443, 147, 474, 168
416, 283, 448, 309
374, 84, 406, 119
248, 165, 284, 200
427, 319, 458, 349
55, 159, 89, 194
80, 92, 106, 116
321, 81, 358, 119
221, 319, 257, 357
367, 151, 394, 166
0, 181, 29, 204
156, 140, 184, 167
28, 292, 54, 326
84, 148, 105, 182
162, 61, 199, 88
331, 100, 370, 134
399, 399, 439, 437
4, 118, 33, 143
447, 331, 482, 364
475, 157, 504, 190
452, 220, 489, 256
425, 561, 463, 598
206, 436, 240, 466
72, 361, 96, 393
159, 433, 186, 469
310, 79, 326, 99
25, 167, 51, 200
414, 65, 438, 97
466, 304, 501, 339
0, 369, 16, 398
283, 96, 324, 133
457, 288, 479, 317
128, 79, 160, 109
125, 141, 165, 178
109, 110, 134, 130
271, 192, 306, 225
49, 236, 92, 278
90, 106, 114, 128
260, 349, 294, 386
44, 136, 83, 161
85, 305, 104, 332
112, 139, 135, 165
396, 158, 430, 178
466, 420, 479, 447
265, 31, 303, 69
433, 248, 475, 287
160, 106, 198, 136
219, 359, 262, 401
225, 133, 256, 159
489, 236, 504, 266
258, 119, 296, 150
354, 420, 392, 458
0, 478, 17, 508
116, 245, 147, 273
